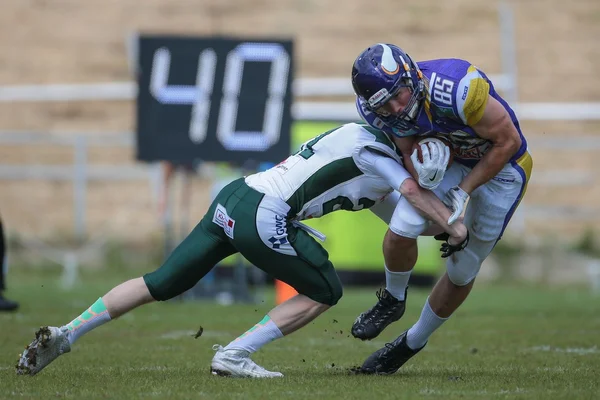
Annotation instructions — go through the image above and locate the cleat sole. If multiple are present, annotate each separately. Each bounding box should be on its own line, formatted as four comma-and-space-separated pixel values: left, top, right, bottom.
211, 368, 233, 377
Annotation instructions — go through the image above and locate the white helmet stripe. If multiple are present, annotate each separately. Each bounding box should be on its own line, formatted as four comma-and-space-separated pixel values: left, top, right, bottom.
378, 43, 398, 73
397, 54, 412, 79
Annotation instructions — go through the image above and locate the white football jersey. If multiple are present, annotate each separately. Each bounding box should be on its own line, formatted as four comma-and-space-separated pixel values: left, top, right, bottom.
245, 123, 403, 220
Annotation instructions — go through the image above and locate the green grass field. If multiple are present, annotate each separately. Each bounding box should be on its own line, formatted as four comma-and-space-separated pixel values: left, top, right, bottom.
1, 265, 599, 400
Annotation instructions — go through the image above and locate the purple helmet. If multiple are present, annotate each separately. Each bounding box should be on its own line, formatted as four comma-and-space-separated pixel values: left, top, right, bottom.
352, 43, 426, 132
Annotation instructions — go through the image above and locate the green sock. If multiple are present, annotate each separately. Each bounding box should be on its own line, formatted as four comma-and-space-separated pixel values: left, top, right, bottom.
224, 316, 283, 353
65, 298, 112, 345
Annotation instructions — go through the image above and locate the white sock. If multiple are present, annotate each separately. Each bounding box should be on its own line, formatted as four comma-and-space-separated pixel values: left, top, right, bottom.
406, 297, 448, 350
385, 265, 412, 301
224, 316, 283, 354
64, 298, 112, 345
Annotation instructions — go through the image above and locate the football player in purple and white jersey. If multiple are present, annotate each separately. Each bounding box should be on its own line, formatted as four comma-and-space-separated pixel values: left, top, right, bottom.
350, 43, 533, 374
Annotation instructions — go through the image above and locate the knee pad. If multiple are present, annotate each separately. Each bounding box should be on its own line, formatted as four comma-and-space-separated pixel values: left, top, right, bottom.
327, 280, 344, 306
304, 281, 343, 306
446, 226, 500, 286
389, 197, 429, 239
293, 258, 344, 306
446, 247, 482, 286
319, 275, 344, 306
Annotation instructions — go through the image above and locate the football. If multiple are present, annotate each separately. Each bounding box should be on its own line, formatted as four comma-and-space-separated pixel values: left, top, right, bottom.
412, 136, 454, 169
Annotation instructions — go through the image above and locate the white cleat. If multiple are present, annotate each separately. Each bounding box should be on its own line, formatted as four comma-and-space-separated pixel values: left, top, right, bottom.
16, 326, 71, 376
210, 344, 283, 378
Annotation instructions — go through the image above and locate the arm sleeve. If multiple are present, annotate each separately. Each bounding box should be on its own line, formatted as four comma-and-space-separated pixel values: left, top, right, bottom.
359, 147, 412, 191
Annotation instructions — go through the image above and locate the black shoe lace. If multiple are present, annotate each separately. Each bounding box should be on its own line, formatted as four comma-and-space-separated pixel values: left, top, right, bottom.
382, 336, 408, 360
368, 289, 400, 322
379, 341, 399, 363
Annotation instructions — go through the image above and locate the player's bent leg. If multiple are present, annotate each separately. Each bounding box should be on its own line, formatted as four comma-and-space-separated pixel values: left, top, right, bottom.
211, 295, 331, 378
268, 293, 331, 335
426, 195, 504, 319
358, 331, 425, 375
146, 178, 246, 301
229, 186, 344, 307
360, 161, 530, 375
351, 286, 407, 341
143, 223, 235, 301
103, 277, 155, 318
17, 295, 114, 376
358, 282, 458, 376
211, 241, 339, 377
211, 186, 342, 377
362, 195, 507, 376
211, 345, 284, 378
18, 278, 156, 375
17, 184, 240, 377
16, 326, 71, 376
352, 209, 425, 341
383, 228, 419, 273
428, 273, 475, 318
417, 241, 483, 336
394, 227, 488, 367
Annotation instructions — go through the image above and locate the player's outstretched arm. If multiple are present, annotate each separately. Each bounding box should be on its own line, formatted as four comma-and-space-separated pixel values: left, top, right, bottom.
361, 148, 467, 245
397, 178, 467, 246
439, 96, 522, 225
458, 96, 522, 194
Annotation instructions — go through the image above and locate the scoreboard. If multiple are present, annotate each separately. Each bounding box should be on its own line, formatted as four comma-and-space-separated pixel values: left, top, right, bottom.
136, 36, 294, 164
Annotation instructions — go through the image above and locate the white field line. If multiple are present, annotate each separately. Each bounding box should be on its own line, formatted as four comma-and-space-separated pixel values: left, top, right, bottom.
527, 345, 599, 355
419, 388, 528, 397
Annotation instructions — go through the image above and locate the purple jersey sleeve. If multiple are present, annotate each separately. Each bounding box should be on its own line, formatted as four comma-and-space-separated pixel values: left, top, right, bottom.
422, 59, 490, 126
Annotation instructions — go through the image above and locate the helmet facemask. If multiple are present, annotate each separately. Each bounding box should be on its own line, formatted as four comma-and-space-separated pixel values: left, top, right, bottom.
352, 44, 426, 134
370, 74, 425, 132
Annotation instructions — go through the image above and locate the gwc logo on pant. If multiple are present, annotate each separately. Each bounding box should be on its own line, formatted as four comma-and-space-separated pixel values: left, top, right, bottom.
268, 215, 288, 249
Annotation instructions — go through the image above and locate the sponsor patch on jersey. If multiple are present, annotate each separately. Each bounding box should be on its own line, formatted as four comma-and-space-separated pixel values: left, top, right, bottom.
212, 203, 235, 239
461, 86, 469, 100
275, 155, 300, 174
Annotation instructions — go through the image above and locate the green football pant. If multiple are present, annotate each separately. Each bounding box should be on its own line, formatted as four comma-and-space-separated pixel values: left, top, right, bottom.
143, 178, 343, 305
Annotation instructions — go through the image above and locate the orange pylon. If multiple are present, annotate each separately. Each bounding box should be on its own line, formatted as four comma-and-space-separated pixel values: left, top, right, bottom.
275, 280, 297, 304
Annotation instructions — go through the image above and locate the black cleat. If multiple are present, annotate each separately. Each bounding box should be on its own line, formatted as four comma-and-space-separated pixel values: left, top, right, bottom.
351, 288, 406, 340
358, 331, 425, 375
0, 294, 19, 312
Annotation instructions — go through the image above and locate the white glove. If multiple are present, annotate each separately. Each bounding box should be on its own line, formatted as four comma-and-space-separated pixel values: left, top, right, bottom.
444, 186, 469, 225
410, 139, 450, 190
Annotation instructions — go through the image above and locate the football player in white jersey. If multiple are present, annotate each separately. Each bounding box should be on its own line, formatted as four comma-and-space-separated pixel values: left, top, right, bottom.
351, 44, 533, 374
16, 122, 465, 378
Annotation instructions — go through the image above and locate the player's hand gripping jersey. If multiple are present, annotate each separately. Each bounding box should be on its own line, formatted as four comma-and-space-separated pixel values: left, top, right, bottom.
245, 123, 408, 221
357, 59, 528, 168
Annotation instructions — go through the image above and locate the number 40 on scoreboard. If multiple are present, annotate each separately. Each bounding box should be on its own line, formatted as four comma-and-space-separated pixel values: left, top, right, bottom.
136, 36, 294, 165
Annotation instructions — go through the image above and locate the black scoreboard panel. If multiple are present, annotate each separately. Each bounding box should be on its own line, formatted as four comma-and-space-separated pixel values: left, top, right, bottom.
136, 36, 293, 164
